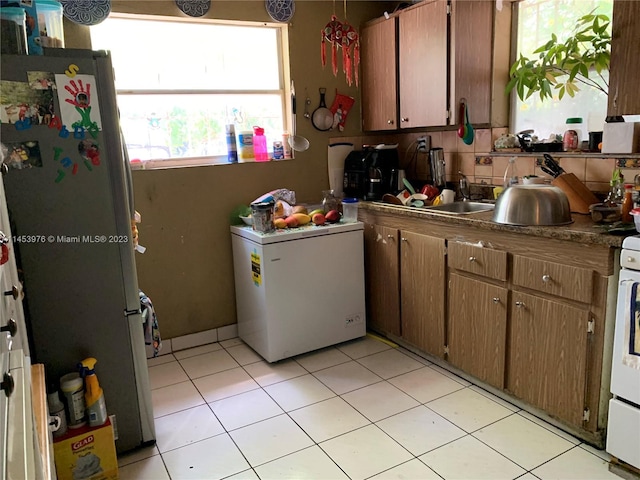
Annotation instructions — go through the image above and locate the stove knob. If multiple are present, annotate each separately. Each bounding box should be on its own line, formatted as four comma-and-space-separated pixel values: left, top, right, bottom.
628, 257, 635, 263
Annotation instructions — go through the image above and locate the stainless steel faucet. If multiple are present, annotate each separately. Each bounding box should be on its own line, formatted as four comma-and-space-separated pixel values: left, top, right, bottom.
458, 172, 470, 201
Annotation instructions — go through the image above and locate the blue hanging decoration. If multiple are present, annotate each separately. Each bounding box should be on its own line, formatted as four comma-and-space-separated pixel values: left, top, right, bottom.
175, 0, 211, 17
60, 0, 111, 26
265, 0, 295, 23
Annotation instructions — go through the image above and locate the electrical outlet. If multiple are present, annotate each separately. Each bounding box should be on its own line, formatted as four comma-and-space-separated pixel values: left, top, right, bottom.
416, 135, 430, 152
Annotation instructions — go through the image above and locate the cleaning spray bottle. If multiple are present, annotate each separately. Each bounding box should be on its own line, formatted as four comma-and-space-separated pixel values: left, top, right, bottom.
78, 357, 108, 427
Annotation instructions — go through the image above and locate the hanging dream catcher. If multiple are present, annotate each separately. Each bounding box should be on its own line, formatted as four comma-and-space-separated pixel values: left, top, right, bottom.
321, 1, 360, 87
265, 0, 295, 23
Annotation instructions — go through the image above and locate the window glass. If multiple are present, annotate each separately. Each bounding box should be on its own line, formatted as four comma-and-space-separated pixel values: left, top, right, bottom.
90, 15, 287, 164
513, 0, 613, 140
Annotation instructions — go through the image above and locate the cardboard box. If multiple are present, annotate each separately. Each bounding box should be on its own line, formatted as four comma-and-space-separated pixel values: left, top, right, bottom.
53, 419, 118, 480
602, 122, 640, 153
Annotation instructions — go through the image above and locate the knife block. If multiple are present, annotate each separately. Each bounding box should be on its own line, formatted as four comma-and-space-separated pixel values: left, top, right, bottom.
551, 173, 599, 214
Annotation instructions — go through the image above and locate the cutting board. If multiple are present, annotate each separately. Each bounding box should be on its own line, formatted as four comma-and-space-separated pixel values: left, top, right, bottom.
551, 173, 599, 214
327, 143, 354, 196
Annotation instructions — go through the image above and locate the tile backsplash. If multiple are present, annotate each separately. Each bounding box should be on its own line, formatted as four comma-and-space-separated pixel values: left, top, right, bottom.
331, 128, 635, 193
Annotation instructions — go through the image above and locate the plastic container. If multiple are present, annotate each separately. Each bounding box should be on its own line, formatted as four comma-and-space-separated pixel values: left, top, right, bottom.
35, 0, 64, 48
47, 390, 68, 438
631, 208, 640, 233
250, 201, 275, 233
341, 198, 359, 223
0, 7, 28, 55
238, 130, 254, 162
282, 132, 292, 159
252, 126, 268, 162
563, 117, 583, 151
60, 372, 86, 428
272, 141, 284, 160
79, 358, 108, 427
225, 124, 238, 163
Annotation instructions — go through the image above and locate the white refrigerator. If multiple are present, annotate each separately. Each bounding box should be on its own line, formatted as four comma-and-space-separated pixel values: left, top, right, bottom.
230, 222, 366, 362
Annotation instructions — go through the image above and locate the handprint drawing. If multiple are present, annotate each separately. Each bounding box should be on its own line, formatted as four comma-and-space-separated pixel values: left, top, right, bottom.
64, 79, 98, 132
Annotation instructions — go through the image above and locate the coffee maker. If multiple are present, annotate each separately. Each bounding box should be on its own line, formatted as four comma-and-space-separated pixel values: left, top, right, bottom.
343, 144, 399, 200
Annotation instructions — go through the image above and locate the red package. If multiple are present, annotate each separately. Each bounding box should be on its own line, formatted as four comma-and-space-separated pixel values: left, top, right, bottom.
329, 92, 355, 132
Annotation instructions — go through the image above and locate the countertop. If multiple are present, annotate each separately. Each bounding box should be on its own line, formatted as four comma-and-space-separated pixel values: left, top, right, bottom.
359, 201, 634, 248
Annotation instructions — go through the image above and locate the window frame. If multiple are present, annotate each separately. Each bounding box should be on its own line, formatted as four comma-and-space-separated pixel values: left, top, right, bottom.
90, 13, 292, 169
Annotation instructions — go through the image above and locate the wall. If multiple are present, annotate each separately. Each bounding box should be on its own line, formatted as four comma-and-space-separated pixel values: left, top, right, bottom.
64, 1, 627, 344
64, 1, 395, 339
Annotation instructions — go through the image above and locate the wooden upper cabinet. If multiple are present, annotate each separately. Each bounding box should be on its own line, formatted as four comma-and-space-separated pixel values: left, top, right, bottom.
608, 0, 640, 116
398, 0, 448, 128
361, 18, 398, 131
450, 0, 494, 126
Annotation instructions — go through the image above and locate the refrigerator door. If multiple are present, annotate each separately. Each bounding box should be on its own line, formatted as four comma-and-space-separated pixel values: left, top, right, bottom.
0, 51, 154, 451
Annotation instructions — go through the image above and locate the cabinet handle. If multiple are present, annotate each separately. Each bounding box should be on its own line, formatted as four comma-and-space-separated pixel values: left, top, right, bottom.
0, 318, 16, 337
1, 164, 8, 177
387, 234, 394, 239
387, 119, 394, 125
492, 297, 500, 304
542, 274, 551, 283
628, 257, 635, 263
401, 237, 408, 242
401, 117, 409, 123
1, 372, 14, 398
469, 256, 476, 262
4, 286, 18, 300
515, 301, 526, 308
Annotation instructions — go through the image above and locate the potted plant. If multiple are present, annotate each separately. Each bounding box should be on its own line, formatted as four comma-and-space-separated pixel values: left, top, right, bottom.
506, 11, 610, 102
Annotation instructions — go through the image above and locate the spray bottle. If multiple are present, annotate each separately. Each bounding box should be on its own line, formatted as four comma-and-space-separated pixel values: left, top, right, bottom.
78, 357, 108, 427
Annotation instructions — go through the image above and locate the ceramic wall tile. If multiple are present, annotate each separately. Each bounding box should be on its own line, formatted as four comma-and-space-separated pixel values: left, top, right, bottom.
475, 165, 493, 179
457, 136, 475, 153
516, 157, 536, 177
586, 181, 611, 193
172, 329, 218, 352
459, 153, 475, 177
491, 127, 509, 146
621, 168, 640, 184
492, 157, 510, 181
475, 177, 492, 185
475, 156, 493, 166
618, 158, 640, 168
558, 157, 586, 181
442, 131, 458, 153
474, 129, 492, 154
444, 152, 456, 176
492, 177, 504, 186
586, 158, 616, 183
430, 131, 443, 149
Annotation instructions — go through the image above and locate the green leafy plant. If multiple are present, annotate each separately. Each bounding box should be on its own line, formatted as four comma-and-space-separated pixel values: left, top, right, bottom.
506, 12, 611, 102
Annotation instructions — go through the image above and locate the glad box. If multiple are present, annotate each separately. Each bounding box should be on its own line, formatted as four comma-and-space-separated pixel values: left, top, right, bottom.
53, 418, 118, 480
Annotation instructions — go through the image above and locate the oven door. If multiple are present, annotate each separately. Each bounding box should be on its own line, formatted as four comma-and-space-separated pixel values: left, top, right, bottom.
611, 263, 640, 404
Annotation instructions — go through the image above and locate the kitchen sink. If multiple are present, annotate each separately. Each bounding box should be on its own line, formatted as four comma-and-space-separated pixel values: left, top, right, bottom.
424, 201, 495, 215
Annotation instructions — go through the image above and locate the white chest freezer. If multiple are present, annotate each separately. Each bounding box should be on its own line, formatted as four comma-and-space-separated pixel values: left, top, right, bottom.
230, 222, 366, 362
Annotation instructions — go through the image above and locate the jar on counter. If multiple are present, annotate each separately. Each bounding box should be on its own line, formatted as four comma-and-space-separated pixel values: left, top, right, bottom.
322, 189, 341, 213
563, 117, 583, 151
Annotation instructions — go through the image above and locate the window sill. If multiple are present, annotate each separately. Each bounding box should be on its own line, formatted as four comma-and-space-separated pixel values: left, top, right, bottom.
130, 156, 293, 170
488, 150, 640, 158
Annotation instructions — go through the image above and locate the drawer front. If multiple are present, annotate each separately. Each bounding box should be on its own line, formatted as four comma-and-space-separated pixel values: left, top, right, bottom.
512, 255, 593, 303
448, 241, 508, 281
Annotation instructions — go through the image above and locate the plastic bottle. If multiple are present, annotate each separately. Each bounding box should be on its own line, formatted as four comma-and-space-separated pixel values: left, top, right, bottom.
622, 184, 634, 223
252, 126, 269, 162
47, 389, 68, 438
225, 124, 238, 163
78, 357, 108, 427
503, 156, 519, 188
60, 372, 86, 428
238, 131, 254, 162
563, 117, 583, 151
282, 132, 292, 159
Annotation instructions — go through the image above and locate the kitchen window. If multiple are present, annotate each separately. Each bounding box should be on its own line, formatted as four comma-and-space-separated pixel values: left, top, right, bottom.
90, 14, 289, 168
512, 0, 612, 140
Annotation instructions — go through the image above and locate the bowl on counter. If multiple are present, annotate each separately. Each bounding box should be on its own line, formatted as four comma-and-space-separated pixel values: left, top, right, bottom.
239, 215, 253, 226
492, 185, 573, 226
590, 203, 621, 224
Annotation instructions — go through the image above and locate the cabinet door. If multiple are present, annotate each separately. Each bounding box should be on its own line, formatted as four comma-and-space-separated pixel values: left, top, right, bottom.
451, 0, 493, 125
448, 273, 507, 389
608, 0, 640, 116
364, 224, 400, 336
361, 18, 398, 131
400, 231, 445, 357
507, 291, 589, 426
399, 0, 448, 128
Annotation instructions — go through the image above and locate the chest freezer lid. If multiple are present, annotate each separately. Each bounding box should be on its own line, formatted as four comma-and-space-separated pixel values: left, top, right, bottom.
230, 221, 363, 244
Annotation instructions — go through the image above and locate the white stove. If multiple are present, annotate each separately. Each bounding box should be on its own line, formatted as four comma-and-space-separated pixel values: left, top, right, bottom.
606, 235, 640, 469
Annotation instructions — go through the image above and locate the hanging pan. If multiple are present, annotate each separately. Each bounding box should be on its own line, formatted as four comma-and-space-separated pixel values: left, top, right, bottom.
312, 88, 334, 131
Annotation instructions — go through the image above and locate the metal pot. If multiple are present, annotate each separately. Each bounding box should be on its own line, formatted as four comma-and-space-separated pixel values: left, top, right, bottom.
492, 185, 573, 226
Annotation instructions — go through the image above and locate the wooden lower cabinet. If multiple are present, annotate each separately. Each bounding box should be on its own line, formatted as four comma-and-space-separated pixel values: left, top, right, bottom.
364, 224, 400, 336
506, 291, 589, 427
448, 273, 508, 389
400, 231, 446, 358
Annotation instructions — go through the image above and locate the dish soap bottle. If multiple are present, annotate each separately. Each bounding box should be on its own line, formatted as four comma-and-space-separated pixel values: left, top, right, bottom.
78, 357, 108, 427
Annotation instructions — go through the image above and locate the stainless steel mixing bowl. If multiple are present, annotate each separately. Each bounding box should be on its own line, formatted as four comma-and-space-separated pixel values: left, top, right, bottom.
492, 185, 573, 226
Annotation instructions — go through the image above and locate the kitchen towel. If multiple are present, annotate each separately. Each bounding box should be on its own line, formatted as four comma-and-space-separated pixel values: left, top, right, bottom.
140, 290, 162, 357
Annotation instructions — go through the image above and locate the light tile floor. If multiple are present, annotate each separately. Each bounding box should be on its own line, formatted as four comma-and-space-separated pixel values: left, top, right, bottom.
118, 335, 620, 480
